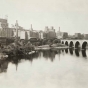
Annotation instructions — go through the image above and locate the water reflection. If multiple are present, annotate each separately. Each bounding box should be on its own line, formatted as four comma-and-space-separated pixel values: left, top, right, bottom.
82, 50, 87, 57
69, 48, 73, 55
0, 60, 8, 73
25, 52, 40, 62
65, 49, 68, 53
42, 50, 56, 61
0, 49, 88, 88
62, 49, 64, 52
0, 48, 88, 74
57, 49, 61, 54
75, 49, 80, 57
69, 48, 88, 58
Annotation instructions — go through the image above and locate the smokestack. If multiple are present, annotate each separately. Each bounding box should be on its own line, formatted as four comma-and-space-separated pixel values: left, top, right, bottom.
31, 24, 33, 30
59, 27, 60, 32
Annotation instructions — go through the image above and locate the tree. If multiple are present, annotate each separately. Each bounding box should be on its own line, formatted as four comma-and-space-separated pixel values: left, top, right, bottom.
53, 39, 61, 44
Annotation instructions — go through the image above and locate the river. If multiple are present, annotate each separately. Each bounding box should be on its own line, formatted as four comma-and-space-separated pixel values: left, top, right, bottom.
0, 49, 88, 88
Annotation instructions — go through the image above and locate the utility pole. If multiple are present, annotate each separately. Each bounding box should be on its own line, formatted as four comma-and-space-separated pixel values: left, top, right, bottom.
14, 20, 19, 45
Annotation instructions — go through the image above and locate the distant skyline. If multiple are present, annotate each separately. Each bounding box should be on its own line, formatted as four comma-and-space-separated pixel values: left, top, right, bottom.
0, 0, 88, 35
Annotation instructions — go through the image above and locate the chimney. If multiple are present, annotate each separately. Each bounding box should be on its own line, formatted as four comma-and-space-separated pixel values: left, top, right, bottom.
59, 27, 60, 32
31, 24, 33, 30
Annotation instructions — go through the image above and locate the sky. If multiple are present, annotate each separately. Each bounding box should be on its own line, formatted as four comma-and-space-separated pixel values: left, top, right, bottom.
0, 0, 88, 34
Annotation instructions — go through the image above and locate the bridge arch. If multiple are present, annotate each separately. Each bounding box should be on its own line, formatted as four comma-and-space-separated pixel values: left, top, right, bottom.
61, 39, 88, 49
75, 41, 80, 49
65, 41, 68, 46
69, 41, 74, 48
82, 41, 87, 50
62, 41, 64, 44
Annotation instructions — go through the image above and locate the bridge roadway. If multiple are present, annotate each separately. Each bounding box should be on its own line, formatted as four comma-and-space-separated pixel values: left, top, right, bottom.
61, 39, 88, 49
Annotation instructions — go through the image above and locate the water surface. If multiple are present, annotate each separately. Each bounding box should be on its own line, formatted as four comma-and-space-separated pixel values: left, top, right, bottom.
0, 49, 88, 88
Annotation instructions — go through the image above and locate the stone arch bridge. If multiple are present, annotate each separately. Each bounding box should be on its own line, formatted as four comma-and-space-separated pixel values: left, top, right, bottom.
61, 39, 88, 50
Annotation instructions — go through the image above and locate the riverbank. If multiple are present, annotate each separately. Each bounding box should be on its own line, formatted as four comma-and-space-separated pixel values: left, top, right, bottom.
35, 43, 68, 50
